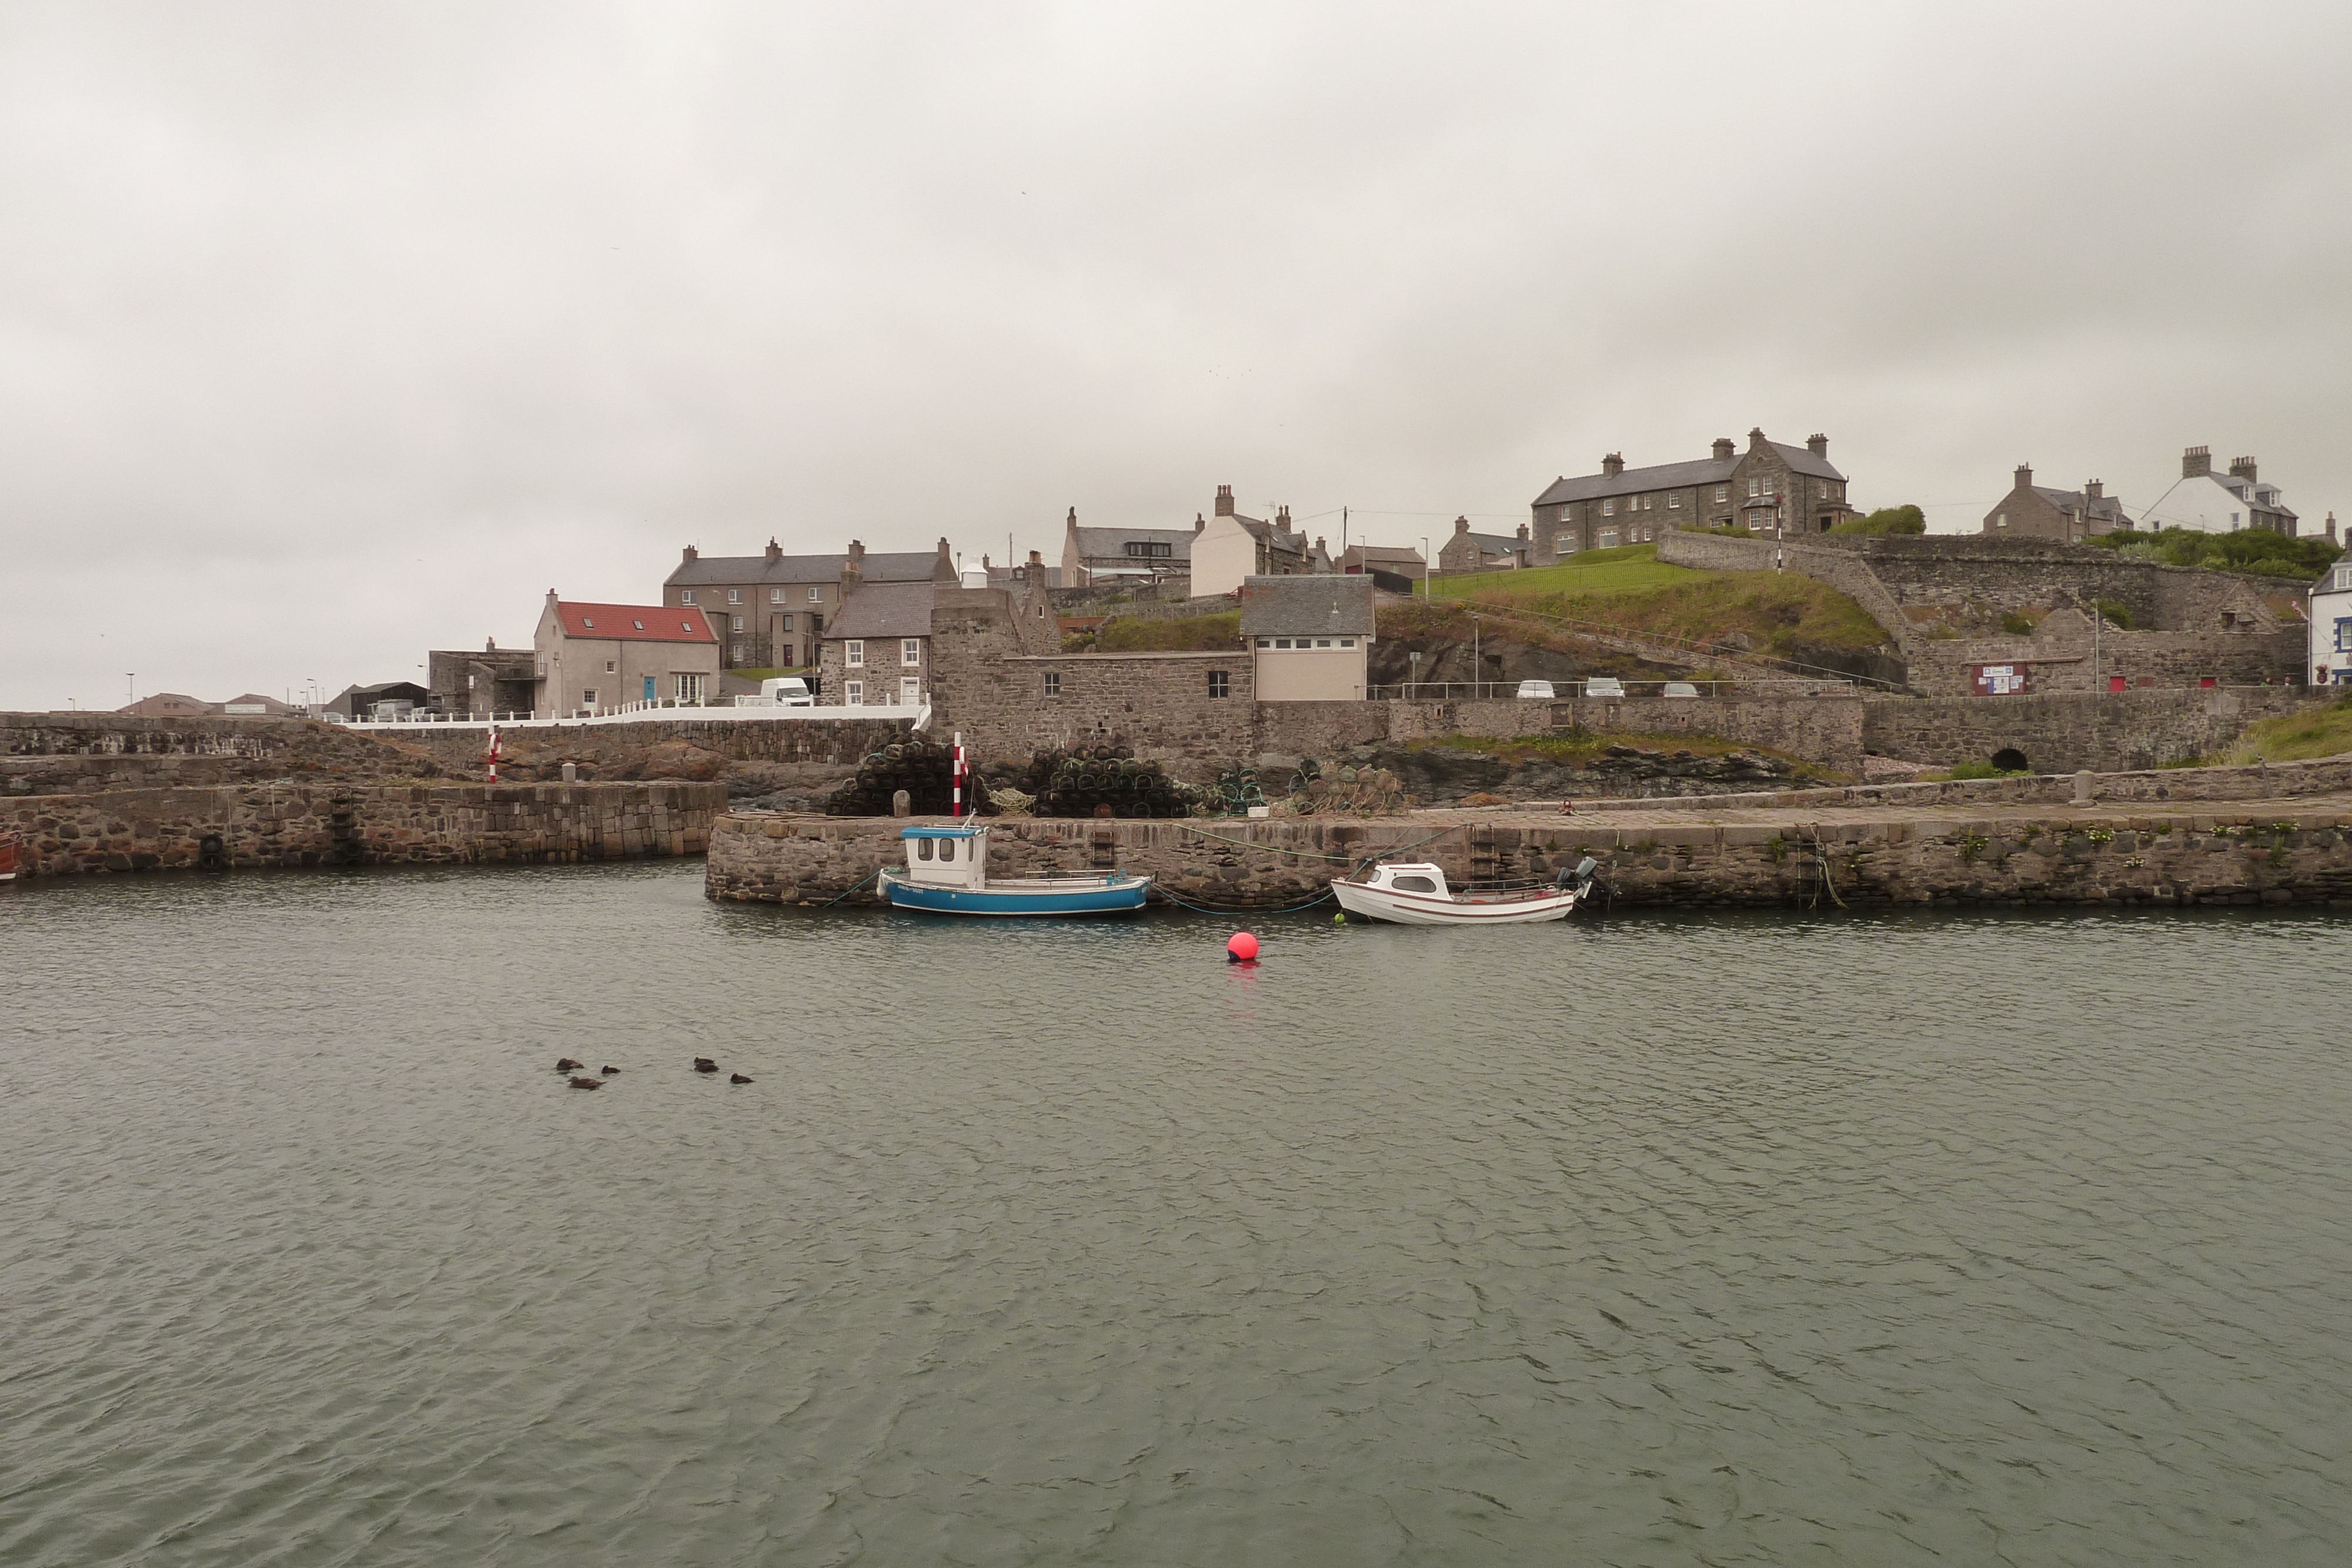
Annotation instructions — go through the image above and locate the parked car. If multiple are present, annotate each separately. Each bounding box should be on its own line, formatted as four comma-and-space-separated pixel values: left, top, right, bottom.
760, 677, 815, 707
1515, 680, 1555, 700
1663, 681, 1700, 698
1583, 677, 1626, 698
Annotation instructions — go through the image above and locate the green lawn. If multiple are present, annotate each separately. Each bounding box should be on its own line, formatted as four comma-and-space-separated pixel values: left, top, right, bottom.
1428, 544, 1690, 601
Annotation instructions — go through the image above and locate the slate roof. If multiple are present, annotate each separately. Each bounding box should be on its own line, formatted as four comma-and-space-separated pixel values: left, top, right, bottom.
1071, 526, 1194, 564
666, 550, 945, 587
821, 582, 937, 641
2029, 486, 2133, 526
1239, 574, 1376, 637
1460, 531, 1528, 556
1532, 437, 1845, 507
554, 602, 717, 643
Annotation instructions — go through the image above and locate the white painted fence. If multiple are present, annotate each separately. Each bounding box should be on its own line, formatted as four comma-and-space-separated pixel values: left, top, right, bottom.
344, 700, 928, 733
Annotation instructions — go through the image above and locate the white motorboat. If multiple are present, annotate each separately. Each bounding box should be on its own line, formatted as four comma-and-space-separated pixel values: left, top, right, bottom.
1331, 859, 1594, 925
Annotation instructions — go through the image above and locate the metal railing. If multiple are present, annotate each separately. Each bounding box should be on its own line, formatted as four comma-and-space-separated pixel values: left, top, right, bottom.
1368, 678, 1855, 701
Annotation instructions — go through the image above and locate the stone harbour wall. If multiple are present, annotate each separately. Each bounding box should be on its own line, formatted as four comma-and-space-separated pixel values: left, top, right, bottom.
706, 797, 2352, 910
397, 716, 911, 768
2, 781, 726, 876
2, 711, 449, 794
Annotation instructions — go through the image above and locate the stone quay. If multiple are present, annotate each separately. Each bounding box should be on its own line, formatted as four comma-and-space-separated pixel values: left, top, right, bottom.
707, 758, 2352, 911
2, 781, 727, 877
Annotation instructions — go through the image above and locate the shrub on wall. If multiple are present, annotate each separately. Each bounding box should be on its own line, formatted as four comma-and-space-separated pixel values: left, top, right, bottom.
2091, 525, 2341, 580
1828, 504, 1926, 536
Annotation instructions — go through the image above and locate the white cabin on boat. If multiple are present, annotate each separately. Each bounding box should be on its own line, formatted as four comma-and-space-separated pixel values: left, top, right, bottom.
901, 824, 985, 889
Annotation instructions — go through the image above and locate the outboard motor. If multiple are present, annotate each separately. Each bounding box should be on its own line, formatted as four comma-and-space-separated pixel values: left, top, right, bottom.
1555, 855, 1600, 892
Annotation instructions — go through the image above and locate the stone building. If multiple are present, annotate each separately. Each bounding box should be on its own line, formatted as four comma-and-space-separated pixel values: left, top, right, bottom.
663, 539, 956, 672
1337, 543, 1425, 585
1436, 517, 1533, 573
2141, 447, 2301, 536
816, 582, 937, 709
1981, 465, 2133, 541
1191, 486, 1323, 596
1061, 507, 1198, 589
1240, 574, 1375, 701
1530, 428, 1855, 561
427, 640, 537, 717
532, 593, 720, 716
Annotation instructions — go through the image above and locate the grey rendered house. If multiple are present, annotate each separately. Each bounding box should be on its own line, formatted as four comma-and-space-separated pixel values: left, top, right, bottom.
663, 538, 956, 671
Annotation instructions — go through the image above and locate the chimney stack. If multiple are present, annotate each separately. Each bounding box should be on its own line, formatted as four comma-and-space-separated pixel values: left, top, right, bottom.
2327, 512, 2338, 543
2015, 463, 2033, 491
1194, 511, 1205, 533
2183, 445, 2212, 478
1215, 484, 1235, 517
1807, 433, 1828, 457
2229, 455, 2258, 483
1453, 515, 1470, 533
1516, 522, 1530, 543
1065, 506, 1078, 531
681, 545, 698, 563
1601, 452, 1625, 477
1712, 437, 1735, 461
1028, 549, 1044, 567
2085, 480, 2103, 501
764, 537, 781, 564
1748, 426, 1767, 450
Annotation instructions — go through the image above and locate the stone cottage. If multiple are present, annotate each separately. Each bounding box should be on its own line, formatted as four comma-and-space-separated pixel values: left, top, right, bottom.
663, 538, 956, 672
1530, 428, 1855, 562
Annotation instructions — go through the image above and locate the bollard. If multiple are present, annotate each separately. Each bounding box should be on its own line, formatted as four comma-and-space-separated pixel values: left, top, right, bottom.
562, 762, 577, 783
893, 789, 911, 818
2073, 770, 2094, 805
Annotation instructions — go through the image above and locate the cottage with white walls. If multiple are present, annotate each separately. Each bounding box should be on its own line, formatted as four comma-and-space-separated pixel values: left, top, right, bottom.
2311, 557, 2352, 687
532, 592, 721, 717
2141, 446, 2301, 535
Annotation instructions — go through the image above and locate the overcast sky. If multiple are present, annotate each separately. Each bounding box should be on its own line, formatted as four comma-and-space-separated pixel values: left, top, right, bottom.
4, 1, 2347, 709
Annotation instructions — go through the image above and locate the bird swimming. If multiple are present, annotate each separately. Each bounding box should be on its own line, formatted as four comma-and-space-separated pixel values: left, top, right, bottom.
556, 1057, 583, 1072
567, 1075, 603, 1089
693, 1058, 719, 1074
600, 1065, 620, 1075
730, 1072, 753, 1085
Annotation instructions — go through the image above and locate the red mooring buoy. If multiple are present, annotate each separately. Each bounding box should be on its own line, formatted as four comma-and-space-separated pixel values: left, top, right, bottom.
1226, 931, 1260, 963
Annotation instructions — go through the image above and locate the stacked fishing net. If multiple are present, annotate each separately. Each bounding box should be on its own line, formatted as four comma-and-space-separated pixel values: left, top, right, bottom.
822, 740, 992, 817
1018, 745, 1208, 819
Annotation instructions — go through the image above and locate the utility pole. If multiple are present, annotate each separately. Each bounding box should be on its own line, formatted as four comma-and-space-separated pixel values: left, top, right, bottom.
1472, 613, 1481, 696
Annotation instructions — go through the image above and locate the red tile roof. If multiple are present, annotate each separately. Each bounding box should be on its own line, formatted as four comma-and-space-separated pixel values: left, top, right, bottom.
554, 601, 717, 644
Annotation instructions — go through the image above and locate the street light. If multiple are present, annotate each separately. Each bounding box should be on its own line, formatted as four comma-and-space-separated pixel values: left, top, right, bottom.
1420, 536, 1430, 603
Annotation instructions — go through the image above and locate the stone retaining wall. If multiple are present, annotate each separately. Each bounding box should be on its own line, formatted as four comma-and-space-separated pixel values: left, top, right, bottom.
1860, 687, 2314, 773
2, 711, 447, 794
397, 716, 910, 768
3, 781, 726, 876
706, 799, 2352, 910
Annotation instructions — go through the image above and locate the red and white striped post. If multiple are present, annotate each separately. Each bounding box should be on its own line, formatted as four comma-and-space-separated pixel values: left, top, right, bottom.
951, 732, 965, 819
486, 723, 501, 784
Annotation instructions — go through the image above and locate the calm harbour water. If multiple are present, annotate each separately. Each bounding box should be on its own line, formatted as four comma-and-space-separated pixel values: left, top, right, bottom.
2, 862, 2348, 1567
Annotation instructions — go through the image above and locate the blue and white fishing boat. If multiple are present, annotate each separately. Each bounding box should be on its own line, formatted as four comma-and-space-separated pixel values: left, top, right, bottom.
878, 824, 1153, 916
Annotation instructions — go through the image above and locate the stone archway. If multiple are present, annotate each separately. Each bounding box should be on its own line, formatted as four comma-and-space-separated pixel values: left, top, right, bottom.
1990, 747, 2030, 773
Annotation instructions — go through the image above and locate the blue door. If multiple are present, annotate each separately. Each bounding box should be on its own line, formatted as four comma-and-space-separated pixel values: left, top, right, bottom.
642, 676, 656, 703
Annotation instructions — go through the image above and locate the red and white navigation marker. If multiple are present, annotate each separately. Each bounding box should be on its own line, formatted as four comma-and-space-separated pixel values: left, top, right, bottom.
486, 723, 501, 784
951, 731, 966, 819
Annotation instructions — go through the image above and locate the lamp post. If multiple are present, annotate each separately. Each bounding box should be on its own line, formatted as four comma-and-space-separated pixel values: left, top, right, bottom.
1420, 536, 1431, 603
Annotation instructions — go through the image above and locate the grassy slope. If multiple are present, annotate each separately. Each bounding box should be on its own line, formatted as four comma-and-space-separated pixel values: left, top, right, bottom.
2217, 696, 2352, 764
1412, 545, 1887, 655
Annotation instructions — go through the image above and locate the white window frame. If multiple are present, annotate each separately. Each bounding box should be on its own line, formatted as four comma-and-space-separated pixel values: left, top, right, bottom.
1602, 499, 1615, 516
731, 615, 744, 632
843, 680, 863, 705
845, 640, 864, 667
582, 688, 597, 707
604, 660, 616, 673
727, 589, 741, 603
1339, 637, 1355, 648
808, 587, 821, 603
675, 673, 704, 704
2336, 618, 2352, 653
770, 587, 785, 604
901, 638, 921, 666
1715, 485, 1728, 503
679, 590, 694, 604
1668, 491, 1681, 509
1556, 534, 1575, 556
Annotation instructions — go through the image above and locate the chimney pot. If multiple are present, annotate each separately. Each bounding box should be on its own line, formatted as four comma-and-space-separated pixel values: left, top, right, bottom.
1712, 437, 1735, 461
2085, 480, 2103, 500
2015, 463, 2033, 490
2183, 445, 2211, 478
1601, 452, 1624, 477
1215, 484, 1235, 517
681, 545, 697, 562
1807, 433, 1828, 456
1028, 549, 1043, 566
2229, 455, 2258, 483
1453, 515, 1470, 533
1748, 426, 1766, 449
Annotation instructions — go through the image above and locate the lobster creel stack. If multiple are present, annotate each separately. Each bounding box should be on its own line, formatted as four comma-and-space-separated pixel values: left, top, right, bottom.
822, 740, 993, 817
1018, 745, 1207, 819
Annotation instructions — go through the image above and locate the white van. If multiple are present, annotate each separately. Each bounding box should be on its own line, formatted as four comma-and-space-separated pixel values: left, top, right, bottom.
1583, 677, 1626, 698
760, 677, 814, 707
1515, 680, 1555, 700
